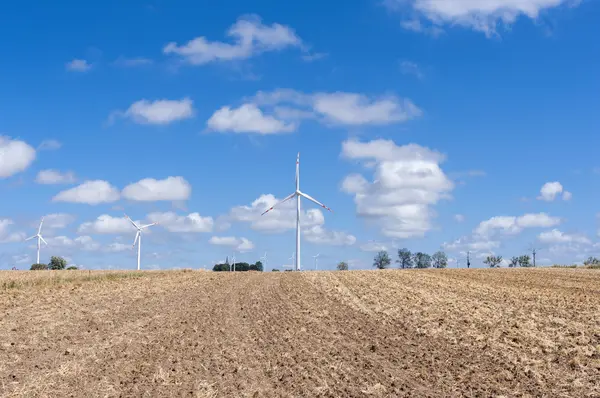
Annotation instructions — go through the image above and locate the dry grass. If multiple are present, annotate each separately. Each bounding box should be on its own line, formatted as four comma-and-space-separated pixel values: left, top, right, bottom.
0, 268, 599, 397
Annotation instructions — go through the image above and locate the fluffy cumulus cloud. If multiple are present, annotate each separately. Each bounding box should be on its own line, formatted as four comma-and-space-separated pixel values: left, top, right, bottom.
209, 236, 254, 252
207, 89, 421, 134
78, 215, 137, 235
46, 235, 101, 251
537, 181, 571, 201
0, 219, 26, 243
386, 0, 579, 37
538, 229, 591, 245
360, 241, 389, 252
35, 169, 76, 184
122, 176, 191, 202
207, 103, 296, 134
163, 14, 302, 65
474, 213, 562, 237
117, 98, 194, 125
225, 194, 325, 233
66, 59, 92, 72
303, 226, 356, 246
42, 213, 76, 230
340, 138, 454, 239
146, 212, 214, 233
53, 180, 120, 205
0, 136, 36, 178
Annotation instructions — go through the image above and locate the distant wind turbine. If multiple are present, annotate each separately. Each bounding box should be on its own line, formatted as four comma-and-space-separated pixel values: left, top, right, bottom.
261, 153, 333, 271
232, 254, 236, 272
313, 253, 320, 271
260, 252, 268, 270
26, 217, 47, 264
125, 214, 157, 270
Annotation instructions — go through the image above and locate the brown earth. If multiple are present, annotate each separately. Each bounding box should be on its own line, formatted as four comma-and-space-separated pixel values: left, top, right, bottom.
0, 268, 599, 397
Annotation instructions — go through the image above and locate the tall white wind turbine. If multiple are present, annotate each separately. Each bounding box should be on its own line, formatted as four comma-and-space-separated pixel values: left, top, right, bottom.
313, 253, 320, 271
125, 214, 157, 271
26, 217, 47, 264
262, 155, 333, 272
260, 252, 268, 270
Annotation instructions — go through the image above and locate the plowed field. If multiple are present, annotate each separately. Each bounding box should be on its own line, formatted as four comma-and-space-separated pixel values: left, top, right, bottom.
1, 269, 599, 397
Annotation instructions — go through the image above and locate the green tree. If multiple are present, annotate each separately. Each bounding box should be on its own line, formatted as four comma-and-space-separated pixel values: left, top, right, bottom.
397, 248, 413, 269
484, 255, 503, 268
30, 263, 48, 271
250, 261, 264, 272
337, 261, 349, 271
373, 251, 391, 269
432, 251, 448, 268
413, 252, 432, 269
518, 255, 532, 267
509, 256, 519, 268
66, 266, 78, 270
583, 256, 600, 266
49, 256, 67, 270
272, 269, 280, 272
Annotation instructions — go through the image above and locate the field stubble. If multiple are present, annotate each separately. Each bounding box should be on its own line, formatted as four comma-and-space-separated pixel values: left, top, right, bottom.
0, 268, 598, 397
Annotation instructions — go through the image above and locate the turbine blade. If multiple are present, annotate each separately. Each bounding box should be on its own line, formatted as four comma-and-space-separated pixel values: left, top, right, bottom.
132, 231, 140, 248
124, 214, 140, 230
299, 191, 333, 213
25, 235, 37, 241
40, 236, 48, 246
140, 222, 157, 229
295, 152, 300, 187
261, 192, 296, 216
38, 217, 44, 234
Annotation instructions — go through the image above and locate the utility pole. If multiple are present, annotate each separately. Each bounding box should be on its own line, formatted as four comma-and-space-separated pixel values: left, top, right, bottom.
467, 251, 471, 269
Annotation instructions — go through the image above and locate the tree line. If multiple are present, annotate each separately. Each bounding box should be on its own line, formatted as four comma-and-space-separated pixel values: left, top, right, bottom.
213, 259, 264, 272
30, 256, 77, 270
370, 249, 449, 269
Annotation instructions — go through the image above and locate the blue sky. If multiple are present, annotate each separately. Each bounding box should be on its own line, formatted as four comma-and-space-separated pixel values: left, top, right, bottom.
1, 0, 599, 270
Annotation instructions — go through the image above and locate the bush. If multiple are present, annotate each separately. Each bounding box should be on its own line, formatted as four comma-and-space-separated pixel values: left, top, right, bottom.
30, 263, 48, 271
49, 256, 67, 270
66, 266, 79, 270
337, 261, 349, 271
272, 269, 280, 272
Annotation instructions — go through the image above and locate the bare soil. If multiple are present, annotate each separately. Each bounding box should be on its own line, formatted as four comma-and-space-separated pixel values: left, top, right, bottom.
0, 268, 598, 397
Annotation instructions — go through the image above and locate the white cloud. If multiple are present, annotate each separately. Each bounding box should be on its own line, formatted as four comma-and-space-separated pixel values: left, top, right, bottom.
42, 213, 76, 230
12, 254, 31, 265
400, 61, 424, 79
147, 212, 214, 233
207, 103, 296, 134
537, 181, 571, 201
53, 180, 120, 205
387, 0, 579, 37
360, 241, 389, 252
538, 229, 591, 245
208, 89, 421, 133
106, 242, 131, 252
122, 176, 191, 202
113, 57, 153, 67
37, 140, 62, 151
47, 235, 101, 251
78, 214, 136, 235
0, 219, 26, 243
443, 236, 501, 254
35, 169, 76, 184
117, 98, 194, 125
163, 14, 302, 65
454, 214, 465, 222
303, 226, 356, 246
66, 59, 92, 72
0, 136, 36, 178
226, 194, 325, 233
209, 236, 255, 252
340, 138, 453, 239
474, 213, 562, 237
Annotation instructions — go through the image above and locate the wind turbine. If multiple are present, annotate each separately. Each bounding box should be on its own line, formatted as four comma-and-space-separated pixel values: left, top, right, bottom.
260, 252, 268, 270
232, 253, 236, 272
26, 217, 47, 265
125, 214, 157, 270
313, 253, 320, 271
261, 153, 333, 271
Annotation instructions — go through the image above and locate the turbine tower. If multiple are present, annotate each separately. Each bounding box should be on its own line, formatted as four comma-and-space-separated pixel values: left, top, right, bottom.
260, 252, 268, 270
262, 153, 333, 271
26, 217, 47, 264
125, 214, 157, 270
313, 253, 320, 270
